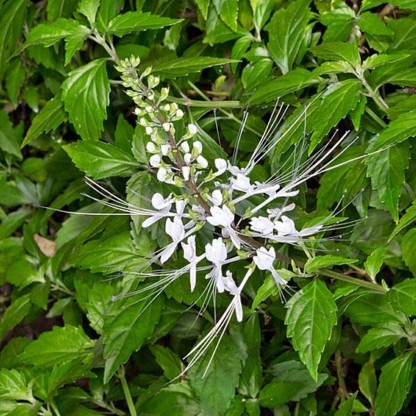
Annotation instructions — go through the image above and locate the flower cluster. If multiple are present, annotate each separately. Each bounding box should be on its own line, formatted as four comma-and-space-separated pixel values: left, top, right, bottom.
110, 57, 351, 336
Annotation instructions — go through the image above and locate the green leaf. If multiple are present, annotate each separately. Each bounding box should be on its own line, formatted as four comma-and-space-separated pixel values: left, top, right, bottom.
0, 0, 26, 82
304, 255, 357, 274
103, 294, 164, 383
22, 97, 66, 147
390, 201, 416, 241
214, 0, 239, 32
334, 392, 357, 416
374, 352, 413, 416
106, 11, 182, 36
311, 41, 360, 68
285, 279, 338, 380
0, 369, 33, 402
356, 322, 406, 352
0, 294, 31, 342
153, 57, 238, 78
5, 59, 26, 108
309, 79, 362, 151
359, 360, 377, 407
63, 141, 137, 179
265, 0, 311, 74
251, 274, 278, 310
368, 109, 416, 152
401, 228, 416, 276
241, 59, 273, 90
46, 0, 79, 21
259, 361, 328, 407
61, 59, 110, 141
150, 345, 182, 380
63, 24, 91, 65
20, 326, 94, 367
77, 0, 100, 25
249, 68, 319, 104
388, 278, 416, 315
366, 142, 409, 222
188, 334, 243, 415
251, 0, 275, 34
364, 246, 386, 280
194, 0, 210, 19
0, 110, 22, 158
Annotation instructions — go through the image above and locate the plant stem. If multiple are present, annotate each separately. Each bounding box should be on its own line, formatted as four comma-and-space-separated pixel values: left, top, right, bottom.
335, 351, 349, 402
118, 366, 137, 416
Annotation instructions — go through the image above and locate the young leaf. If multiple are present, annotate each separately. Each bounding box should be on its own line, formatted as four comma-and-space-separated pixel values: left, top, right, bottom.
366, 142, 409, 222
63, 141, 137, 179
389, 201, 416, 241
188, 334, 243, 415
374, 352, 414, 416
359, 361, 377, 407
356, 322, 406, 353
364, 246, 386, 281
20, 325, 94, 367
214, 0, 239, 32
0, 369, 33, 402
106, 11, 182, 36
285, 279, 338, 380
103, 294, 164, 383
265, 0, 311, 74
0, 294, 31, 342
22, 97, 66, 147
77, 0, 100, 25
251, 0, 275, 34
388, 278, 416, 315
194, 0, 210, 19
61, 59, 110, 141
304, 255, 357, 274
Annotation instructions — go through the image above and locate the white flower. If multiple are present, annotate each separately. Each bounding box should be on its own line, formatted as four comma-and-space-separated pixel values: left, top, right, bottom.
182, 166, 190, 181
207, 205, 241, 249
274, 216, 297, 236
142, 193, 173, 228
205, 237, 228, 293
188, 124, 198, 136
214, 158, 227, 176
250, 216, 275, 237
231, 173, 252, 192
267, 203, 296, 220
181, 141, 190, 153
209, 190, 223, 206
197, 155, 208, 169
253, 246, 286, 286
160, 216, 185, 263
182, 236, 205, 291
149, 154, 161, 167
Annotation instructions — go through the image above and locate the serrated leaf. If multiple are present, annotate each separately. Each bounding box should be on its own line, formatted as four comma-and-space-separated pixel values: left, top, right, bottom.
61, 59, 110, 141
374, 352, 413, 416
20, 326, 94, 367
309, 79, 362, 151
0, 294, 31, 342
364, 246, 386, 280
106, 11, 182, 36
46, 0, 79, 21
249, 68, 319, 104
103, 294, 164, 382
304, 255, 357, 273
366, 142, 409, 222
401, 228, 416, 276
390, 201, 416, 241
388, 278, 416, 315
0, 369, 33, 402
367, 110, 416, 152
259, 361, 327, 407
251, 275, 278, 310
63, 141, 137, 179
311, 41, 360, 68
22, 97, 66, 147
64, 24, 91, 65
152, 57, 238, 78
265, 0, 311, 74
214, 0, 239, 31
359, 360, 377, 406
285, 279, 337, 380
356, 322, 406, 353
188, 334, 243, 415
0, 110, 22, 158
77, 0, 100, 25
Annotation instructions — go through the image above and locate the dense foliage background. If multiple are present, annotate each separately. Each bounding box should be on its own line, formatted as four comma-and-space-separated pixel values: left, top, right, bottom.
1, 0, 416, 415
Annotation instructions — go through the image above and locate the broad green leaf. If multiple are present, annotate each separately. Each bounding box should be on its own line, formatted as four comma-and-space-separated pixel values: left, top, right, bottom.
214, 0, 239, 31
188, 334, 243, 415
63, 141, 137, 179
24, 18, 81, 48
251, 275, 278, 310
63, 24, 91, 65
153, 57, 238, 78
366, 141, 409, 222
311, 41, 360, 68
150, 345, 182, 380
194, 0, 210, 19
388, 278, 416, 315
356, 322, 406, 352
0, 369, 33, 402
363, 53, 410, 71
20, 326, 94, 367
0, 110, 22, 158
0, 294, 31, 342
5, 59, 26, 107
364, 246, 386, 280
265, 0, 311, 74
309, 79, 362, 151
388, 15, 416, 51
241, 59, 273, 90
251, 0, 275, 34
359, 360, 377, 406
46, 0, 78, 21
259, 361, 327, 407
358, 12, 392, 37
390, 201, 416, 241
304, 255, 357, 274
77, 0, 100, 25
249, 68, 319, 104
0, 210, 31, 240
103, 293, 164, 382
401, 228, 416, 276
367, 111, 416, 151
374, 352, 413, 416
0, 0, 26, 82
61, 59, 110, 141
285, 279, 337, 380
22, 97, 66, 147
106, 11, 182, 36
